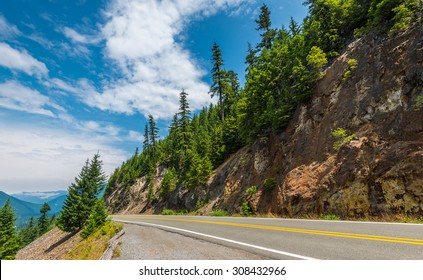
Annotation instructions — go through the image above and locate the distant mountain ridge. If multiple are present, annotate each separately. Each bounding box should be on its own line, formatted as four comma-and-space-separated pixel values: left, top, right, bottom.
0, 191, 67, 227
12, 190, 67, 204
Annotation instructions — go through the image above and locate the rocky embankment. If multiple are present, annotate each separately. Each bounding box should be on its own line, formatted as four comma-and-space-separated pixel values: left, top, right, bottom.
105, 26, 423, 218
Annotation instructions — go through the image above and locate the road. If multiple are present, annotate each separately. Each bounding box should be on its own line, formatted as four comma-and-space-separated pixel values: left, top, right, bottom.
112, 215, 423, 260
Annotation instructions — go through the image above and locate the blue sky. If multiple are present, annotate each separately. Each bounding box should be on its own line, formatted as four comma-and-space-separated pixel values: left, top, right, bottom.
0, 0, 307, 194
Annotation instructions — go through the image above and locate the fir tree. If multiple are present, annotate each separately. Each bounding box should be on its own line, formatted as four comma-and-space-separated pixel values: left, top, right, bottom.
38, 202, 51, 235
210, 42, 226, 121
57, 153, 106, 232
80, 199, 108, 238
143, 123, 150, 151
20, 217, 38, 247
256, 3, 275, 50
148, 114, 159, 160
289, 17, 301, 36
0, 199, 20, 260
178, 90, 192, 157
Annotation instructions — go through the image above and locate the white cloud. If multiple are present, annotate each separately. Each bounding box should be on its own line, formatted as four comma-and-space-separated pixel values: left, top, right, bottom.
0, 80, 63, 117
75, 0, 253, 119
62, 27, 102, 44
0, 42, 48, 77
0, 122, 128, 193
0, 15, 21, 39
128, 130, 143, 142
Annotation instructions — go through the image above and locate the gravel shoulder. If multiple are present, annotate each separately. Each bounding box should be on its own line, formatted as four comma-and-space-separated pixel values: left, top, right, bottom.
113, 223, 267, 260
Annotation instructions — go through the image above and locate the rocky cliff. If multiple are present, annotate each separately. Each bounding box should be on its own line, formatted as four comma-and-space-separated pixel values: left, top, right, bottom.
105, 26, 423, 218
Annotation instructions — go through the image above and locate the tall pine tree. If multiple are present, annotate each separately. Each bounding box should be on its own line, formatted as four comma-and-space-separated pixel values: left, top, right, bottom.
143, 123, 150, 151
0, 199, 20, 260
57, 153, 106, 232
148, 114, 159, 160
178, 90, 192, 158
210, 42, 226, 121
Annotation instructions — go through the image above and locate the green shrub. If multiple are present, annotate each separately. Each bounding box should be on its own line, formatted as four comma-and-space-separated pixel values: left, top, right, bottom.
332, 127, 356, 150
343, 59, 358, 80
241, 202, 252, 216
244, 185, 257, 197
210, 210, 228, 216
320, 214, 341, 220
413, 95, 423, 111
161, 209, 176, 215
263, 178, 277, 191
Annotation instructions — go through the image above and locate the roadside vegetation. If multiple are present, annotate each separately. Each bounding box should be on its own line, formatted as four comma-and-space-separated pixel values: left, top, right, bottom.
67, 221, 123, 260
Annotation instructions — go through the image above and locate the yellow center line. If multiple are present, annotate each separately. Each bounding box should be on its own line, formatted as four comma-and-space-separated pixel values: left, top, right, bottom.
113, 215, 423, 246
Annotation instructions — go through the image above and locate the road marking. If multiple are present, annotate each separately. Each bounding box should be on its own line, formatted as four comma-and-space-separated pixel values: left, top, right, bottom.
114, 215, 423, 246
114, 219, 317, 260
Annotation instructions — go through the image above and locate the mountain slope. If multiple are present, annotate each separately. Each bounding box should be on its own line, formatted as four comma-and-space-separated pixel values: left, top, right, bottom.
105, 26, 423, 218
0, 191, 42, 226
0, 191, 67, 226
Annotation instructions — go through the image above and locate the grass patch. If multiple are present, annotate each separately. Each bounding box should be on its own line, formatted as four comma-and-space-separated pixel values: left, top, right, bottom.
263, 178, 277, 191
112, 241, 122, 258
161, 209, 176, 215
66, 221, 123, 260
209, 210, 228, 216
161, 208, 190, 215
320, 214, 341, 220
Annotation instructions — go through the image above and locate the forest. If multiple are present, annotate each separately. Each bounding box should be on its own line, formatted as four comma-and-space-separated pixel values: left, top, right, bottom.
105, 0, 422, 199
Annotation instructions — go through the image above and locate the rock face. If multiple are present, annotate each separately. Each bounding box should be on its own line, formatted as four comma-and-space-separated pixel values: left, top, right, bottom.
105, 26, 423, 218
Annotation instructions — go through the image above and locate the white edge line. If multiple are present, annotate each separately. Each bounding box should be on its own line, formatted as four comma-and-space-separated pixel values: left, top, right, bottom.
114, 219, 318, 261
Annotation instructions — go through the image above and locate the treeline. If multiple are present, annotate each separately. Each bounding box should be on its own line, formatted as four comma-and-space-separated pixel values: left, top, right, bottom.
105, 1, 421, 200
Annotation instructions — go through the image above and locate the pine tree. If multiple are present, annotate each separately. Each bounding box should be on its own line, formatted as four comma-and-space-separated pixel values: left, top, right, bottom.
256, 3, 271, 31
80, 199, 108, 238
57, 153, 106, 232
38, 202, 51, 235
143, 123, 150, 151
289, 17, 301, 36
20, 217, 38, 247
0, 199, 20, 260
148, 114, 159, 160
256, 3, 275, 50
210, 42, 227, 121
178, 90, 192, 157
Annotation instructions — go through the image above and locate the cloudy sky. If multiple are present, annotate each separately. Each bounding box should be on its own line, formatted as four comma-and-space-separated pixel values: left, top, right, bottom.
0, 0, 307, 194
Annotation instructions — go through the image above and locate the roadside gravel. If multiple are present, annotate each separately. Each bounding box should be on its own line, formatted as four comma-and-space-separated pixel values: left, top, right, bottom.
113, 223, 266, 260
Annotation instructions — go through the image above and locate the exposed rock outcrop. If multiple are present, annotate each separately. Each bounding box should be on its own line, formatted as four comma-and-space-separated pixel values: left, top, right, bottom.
105, 26, 423, 218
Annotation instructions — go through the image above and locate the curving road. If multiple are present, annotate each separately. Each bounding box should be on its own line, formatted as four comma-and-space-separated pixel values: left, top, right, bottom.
112, 215, 423, 260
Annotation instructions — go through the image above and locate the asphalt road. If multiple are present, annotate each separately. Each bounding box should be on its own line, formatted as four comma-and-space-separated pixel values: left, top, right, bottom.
112, 215, 423, 260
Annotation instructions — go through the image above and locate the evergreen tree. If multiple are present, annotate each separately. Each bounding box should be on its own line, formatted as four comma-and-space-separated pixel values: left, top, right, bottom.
143, 123, 150, 151
20, 217, 38, 247
0, 199, 20, 260
210, 42, 226, 121
80, 199, 108, 238
178, 90, 192, 157
38, 202, 51, 235
148, 114, 159, 160
58, 153, 106, 232
256, 3, 275, 50
256, 3, 271, 31
289, 17, 301, 36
